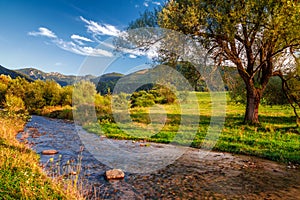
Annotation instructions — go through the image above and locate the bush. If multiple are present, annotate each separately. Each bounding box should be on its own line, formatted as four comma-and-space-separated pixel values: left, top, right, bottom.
130, 91, 155, 108
130, 85, 177, 108
40, 106, 73, 120
151, 85, 176, 104
4, 94, 26, 114
95, 94, 113, 122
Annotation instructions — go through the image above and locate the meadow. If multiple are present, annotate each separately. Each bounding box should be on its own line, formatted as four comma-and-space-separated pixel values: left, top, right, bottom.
84, 92, 300, 164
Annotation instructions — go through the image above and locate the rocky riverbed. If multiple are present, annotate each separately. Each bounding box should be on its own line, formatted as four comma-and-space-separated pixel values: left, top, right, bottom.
17, 116, 300, 199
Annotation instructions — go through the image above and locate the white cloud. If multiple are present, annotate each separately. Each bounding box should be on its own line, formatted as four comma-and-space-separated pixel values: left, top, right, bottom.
28, 17, 161, 59
129, 54, 137, 59
54, 38, 113, 57
152, 1, 161, 5
142, 0, 161, 7
143, 2, 149, 7
80, 16, 121, 37
71, 34, 93, 42
28, 27, 57, 38
29, 25, 114, 57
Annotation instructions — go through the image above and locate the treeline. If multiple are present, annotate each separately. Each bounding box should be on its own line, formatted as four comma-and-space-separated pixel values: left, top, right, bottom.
1, 71, 298, 122
0, 75, 73, 114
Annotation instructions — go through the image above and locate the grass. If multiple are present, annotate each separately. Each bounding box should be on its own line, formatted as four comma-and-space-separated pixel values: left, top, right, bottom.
84, 92, 300, 164
0, 111, 83, 200
37, 105, 73, 120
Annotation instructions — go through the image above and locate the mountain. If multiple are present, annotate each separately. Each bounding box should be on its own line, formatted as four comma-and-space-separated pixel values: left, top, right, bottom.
16, 68, 96, 86
0, 65, 32, 81
95, 72, 124, 94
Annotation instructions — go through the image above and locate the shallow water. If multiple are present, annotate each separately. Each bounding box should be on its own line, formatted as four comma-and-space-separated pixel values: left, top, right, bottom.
17, 115, 300, 199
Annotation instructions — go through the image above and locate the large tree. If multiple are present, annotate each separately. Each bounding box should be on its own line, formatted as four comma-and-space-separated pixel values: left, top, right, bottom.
128, 0, 300, 124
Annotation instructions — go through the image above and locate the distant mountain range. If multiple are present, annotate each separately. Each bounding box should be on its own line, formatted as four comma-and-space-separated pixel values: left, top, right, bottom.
0, 65, 32, 81
0, 64, 216, 94
0, 64, 126, 93
15, 68, 98, 86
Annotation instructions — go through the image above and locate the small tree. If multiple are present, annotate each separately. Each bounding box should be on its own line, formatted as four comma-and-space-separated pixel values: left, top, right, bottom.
60, 85, 73, 106
72, 80, 97, 125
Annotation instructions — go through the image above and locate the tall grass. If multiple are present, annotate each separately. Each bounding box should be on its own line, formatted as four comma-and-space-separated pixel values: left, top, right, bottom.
0, 111, 83, 199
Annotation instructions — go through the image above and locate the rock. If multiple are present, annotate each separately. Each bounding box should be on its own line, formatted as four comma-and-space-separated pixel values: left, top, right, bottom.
41, 149, 58, 155
139, 143, 150, 147
105, 169, 125, 180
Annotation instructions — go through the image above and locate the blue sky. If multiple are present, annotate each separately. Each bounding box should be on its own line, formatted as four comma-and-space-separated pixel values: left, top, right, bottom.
0, 0, 163, 75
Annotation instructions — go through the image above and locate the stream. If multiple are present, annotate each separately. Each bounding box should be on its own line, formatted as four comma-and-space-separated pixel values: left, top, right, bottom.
17, 115, 300, 199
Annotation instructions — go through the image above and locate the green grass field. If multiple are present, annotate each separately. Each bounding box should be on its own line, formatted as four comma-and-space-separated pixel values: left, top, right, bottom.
84, 92, 300, 164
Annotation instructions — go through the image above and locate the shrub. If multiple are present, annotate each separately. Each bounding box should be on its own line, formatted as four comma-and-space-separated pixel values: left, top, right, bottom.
95, 94, 113, 122
4, 94, 26, 113
130, 91, 155, 108
130, 85, 177, 108
151, 85, 176, 104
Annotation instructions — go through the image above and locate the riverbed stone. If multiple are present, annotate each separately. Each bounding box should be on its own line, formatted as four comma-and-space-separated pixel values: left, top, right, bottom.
105, 169, 125, 180
41, 149, 58, 155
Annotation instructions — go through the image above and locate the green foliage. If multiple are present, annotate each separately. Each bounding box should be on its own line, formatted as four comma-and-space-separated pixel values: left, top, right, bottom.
0, 83, 8, 106
4, 94, 26, 113
72, 80, 98, 125
175, 62, 205, 91
73, 80, 96, 105
95, 94, 113, 122
130, 90, 156, 108
130, 85, 177, 108
6, 77, 29, 100
0, 75, 76, 114
263, 77, 288, 105
43, 80, 62, 106
228, 75, 290, 106
151, 85, 177, 104
24, 80, 46, 112
59, 85, 73, 106
40, 105, 73, 120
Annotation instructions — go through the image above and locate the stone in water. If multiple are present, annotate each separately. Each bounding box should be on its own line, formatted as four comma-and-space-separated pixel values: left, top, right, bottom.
42, 149, 58, 155
105, 169, 125, 180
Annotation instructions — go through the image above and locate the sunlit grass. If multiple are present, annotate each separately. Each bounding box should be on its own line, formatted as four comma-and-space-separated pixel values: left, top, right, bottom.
84, 92, 300, 164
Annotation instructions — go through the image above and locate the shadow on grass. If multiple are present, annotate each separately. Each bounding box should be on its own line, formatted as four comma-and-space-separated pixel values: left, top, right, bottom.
225, 114, 298, 131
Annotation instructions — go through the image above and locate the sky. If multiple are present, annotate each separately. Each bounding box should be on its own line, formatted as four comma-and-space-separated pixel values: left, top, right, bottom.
0, 0, 163, 75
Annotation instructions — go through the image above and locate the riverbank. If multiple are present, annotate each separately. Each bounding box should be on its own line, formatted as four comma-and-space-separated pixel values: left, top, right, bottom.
18, 115, 300, 199
0, 112, 83, 199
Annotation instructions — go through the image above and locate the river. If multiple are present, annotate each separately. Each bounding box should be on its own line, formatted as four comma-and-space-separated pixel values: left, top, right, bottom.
17, 115, 300, 199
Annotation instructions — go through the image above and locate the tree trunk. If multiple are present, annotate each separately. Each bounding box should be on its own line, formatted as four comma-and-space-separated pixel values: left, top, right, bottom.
244, 88, 261, 124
